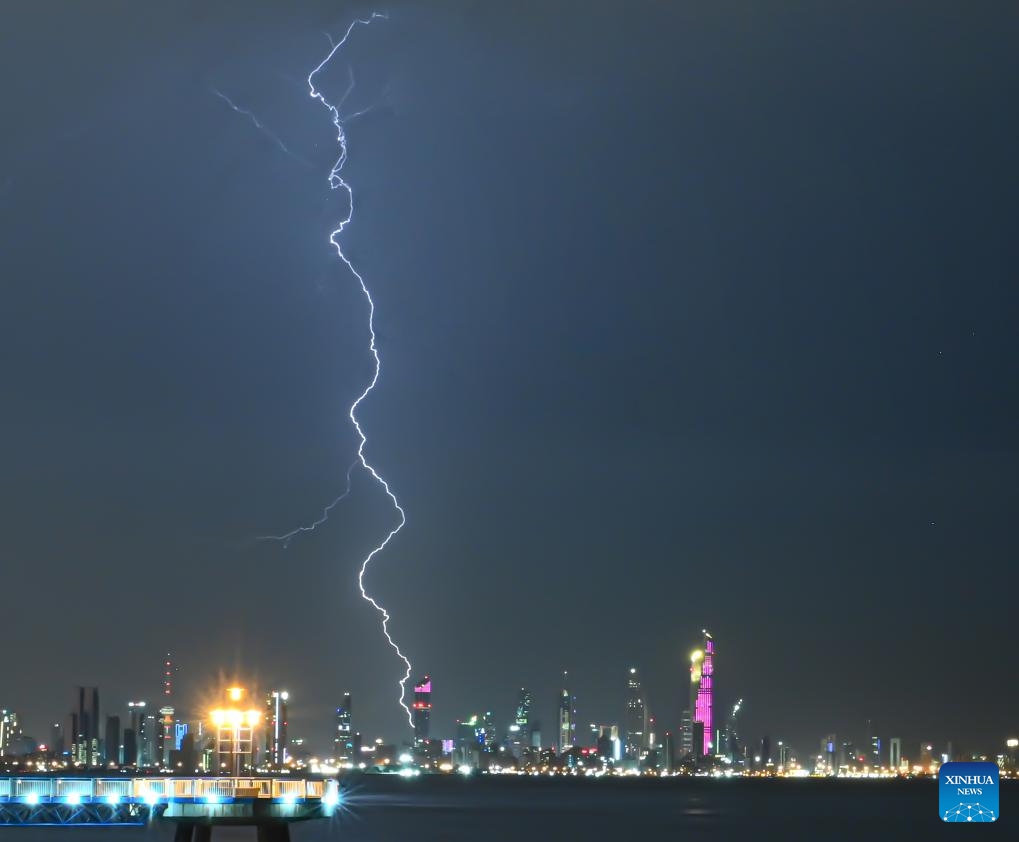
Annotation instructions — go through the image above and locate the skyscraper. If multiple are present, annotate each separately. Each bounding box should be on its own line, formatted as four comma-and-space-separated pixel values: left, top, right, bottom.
624, 667, 648, 761
158, 706, 175, 767
889, 737, 902, 771
70, 687, 101, 767
482, 711, 496, 753
127, 702, 147, 766
691, 631, 715, 757
679, 708, 693, 757
727, 699, 743, 764
265, 690, 289, 768
865, 719, 881, 768
557, 672, 576, 753
104, 715, 121, 765
0, 711, 20, 756
122, 728, 137, 768
335, 693, 353, 762
412, 676, 432, 744
507, 688, 532, 757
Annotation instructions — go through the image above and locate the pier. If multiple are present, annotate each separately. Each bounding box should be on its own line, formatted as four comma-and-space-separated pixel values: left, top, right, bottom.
0, 776, 340, 840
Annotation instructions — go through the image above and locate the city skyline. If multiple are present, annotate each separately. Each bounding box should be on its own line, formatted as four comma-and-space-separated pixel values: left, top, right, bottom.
2, 632, 1012, 768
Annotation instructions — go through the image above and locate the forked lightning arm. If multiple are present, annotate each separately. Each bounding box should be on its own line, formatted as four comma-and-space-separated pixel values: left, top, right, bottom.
212, 88, 293, 155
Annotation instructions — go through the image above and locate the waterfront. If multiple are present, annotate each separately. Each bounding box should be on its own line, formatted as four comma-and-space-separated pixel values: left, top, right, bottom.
16, 776, 1014, 840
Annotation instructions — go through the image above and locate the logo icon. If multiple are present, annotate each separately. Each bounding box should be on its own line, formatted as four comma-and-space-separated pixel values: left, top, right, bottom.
939, 761, 999, 822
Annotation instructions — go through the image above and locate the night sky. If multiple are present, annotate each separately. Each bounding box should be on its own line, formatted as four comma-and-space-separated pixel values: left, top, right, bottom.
2, 1, 1017, 757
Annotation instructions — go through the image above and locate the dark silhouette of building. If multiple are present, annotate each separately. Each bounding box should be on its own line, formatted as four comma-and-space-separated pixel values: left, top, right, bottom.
104, 715, 121, 765
70, 687, 100, 767
334, 693, 352, 761
122, 728, 137, 767
412, 677, 432, 745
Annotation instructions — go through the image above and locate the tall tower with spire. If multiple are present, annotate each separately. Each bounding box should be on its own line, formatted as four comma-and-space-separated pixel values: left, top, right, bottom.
158, 653, 176, 767
624, 667, 648, 761
557, 671, 576, 754
163, 653, 175, 698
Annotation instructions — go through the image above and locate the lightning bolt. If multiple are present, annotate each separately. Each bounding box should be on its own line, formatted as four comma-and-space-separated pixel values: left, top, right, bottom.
257, 12, 413, 726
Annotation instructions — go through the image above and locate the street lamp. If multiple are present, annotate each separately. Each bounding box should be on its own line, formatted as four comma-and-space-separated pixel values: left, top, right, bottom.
210, 687, 261, 776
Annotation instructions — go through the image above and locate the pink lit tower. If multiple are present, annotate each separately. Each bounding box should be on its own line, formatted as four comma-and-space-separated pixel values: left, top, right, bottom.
691, 631, 714, 757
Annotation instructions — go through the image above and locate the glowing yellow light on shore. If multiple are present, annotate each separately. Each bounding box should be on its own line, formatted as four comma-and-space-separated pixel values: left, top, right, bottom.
690, 650, 703, 663
211, 710, 226, 727
227, 687, 244, 702
245, 710, 261, 726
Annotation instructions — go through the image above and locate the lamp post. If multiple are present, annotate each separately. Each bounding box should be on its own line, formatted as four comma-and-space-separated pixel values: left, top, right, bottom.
210, 687, 261, 776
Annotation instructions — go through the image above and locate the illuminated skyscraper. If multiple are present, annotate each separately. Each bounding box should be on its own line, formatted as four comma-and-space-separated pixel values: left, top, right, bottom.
158, 706, 175, 767
690, 631, 714, 757
0, 711, 20, 756
679, 708, 693, 757
412, 676, 432, 744
482, 711, 496, 752
507, 688, 532, 756
265, 690, 289, 767
726, 699, 743, 764
335, 693, 353, 761
127, 702, 147, 766
557, 672, 576, 753
624, 667, 648, 761
889, 737, 902, 771
70, 687, 101, 767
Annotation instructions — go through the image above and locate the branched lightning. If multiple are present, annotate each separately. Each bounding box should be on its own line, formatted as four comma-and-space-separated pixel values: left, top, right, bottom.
211, 88, 293, 155
298, 12, 414, 727
256, 460, 357, 548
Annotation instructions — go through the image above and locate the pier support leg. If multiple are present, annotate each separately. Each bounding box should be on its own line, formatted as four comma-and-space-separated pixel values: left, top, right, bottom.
173, 825, 195, 842
194, 825, 213, 842
256, 822, 291, 842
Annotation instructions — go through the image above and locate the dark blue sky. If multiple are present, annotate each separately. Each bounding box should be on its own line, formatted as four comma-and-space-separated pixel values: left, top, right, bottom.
2, 1, 1017, 756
